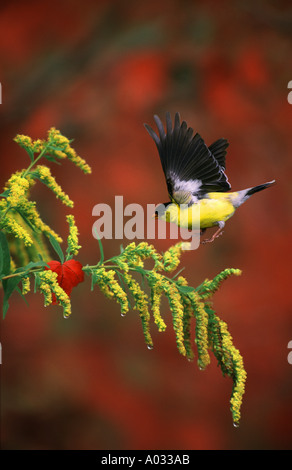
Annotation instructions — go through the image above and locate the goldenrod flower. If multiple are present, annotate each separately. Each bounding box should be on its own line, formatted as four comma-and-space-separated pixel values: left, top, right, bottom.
189, 290, 210, 370
14, 134, 33, 149
176, 276, 195, 361
5, 173, 30, 208
150, 288, 166, 331
39, 280, 53, 306
219, 320, 247, 425
34, 165, 74, 207
2, 215, 33, 246
162, 242, 185, 272
162, 280, 186, 356
32, 139, 45, 153
230, 352, 247, 426
199, 268, 242, 299
123, 272, 153, 348
147, 271, 166, 332
93, 268, 129, 315
148, 270, 185, 356
21, 276, 31, 295
121, 242, 163, 271
38, 270, 72, 317
9, 197, 62, 244
66, 215, 81, 257
47, 127, 92, 174
65, 147, 92, 174
114, 257, 130, 272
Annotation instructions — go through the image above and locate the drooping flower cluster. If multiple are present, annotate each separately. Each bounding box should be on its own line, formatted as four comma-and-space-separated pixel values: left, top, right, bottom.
33, 165, 74, 207
66, 215, 82, 257
46, 127, 92, 174
84, 240, 246, 425
38, 270, 72, 318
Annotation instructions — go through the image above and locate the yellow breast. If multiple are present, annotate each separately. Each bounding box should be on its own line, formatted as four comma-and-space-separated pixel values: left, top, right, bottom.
197, 193, 235, 229
162, 193, 237, 229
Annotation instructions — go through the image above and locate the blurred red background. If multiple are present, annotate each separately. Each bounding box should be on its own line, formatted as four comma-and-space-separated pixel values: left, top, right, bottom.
1, 0, 292, 450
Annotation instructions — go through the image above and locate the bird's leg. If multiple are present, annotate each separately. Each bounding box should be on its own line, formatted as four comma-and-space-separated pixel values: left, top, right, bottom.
201, 222, 225, 244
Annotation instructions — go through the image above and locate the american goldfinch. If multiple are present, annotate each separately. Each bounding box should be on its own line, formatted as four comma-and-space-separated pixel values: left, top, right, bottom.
145, 112, 275, 243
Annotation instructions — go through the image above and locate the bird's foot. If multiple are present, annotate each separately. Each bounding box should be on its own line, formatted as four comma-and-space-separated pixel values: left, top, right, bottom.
201, 229, 224, 244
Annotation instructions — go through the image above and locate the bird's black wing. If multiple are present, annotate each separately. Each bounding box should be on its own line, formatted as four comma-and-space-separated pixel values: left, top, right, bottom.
208, 138, 229, 169
144, 112, 231, 205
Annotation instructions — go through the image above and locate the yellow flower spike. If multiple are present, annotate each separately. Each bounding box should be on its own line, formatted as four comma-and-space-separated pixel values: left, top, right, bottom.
2, 215, 33, 246
162, 242, 185, 272
7, 196, 62, 247
93, 268, 129, 315
207, 308, 246, 425
189, 291, 210, 370
66, 215, 81, 257
32, 139, 45, 153
219, 320, 247, 425
199, 268, 242, 300
123, 272, 153, 348
157, 276, 186, 356
65, 147, 92, 174
136, 242, 163, 270
121, 241, 163, 271
167, 285, 186, 356
176, 276, 195, 361
5, 174, 30, 208
38, 280, 53, 307
114, 257, 130, 272
14, 134, 33, 149
46, 128, 91, 173
34, 165, 74, 207
38, 271, 72, 317
93, 267, 115, 299
21, 276, 30, 295
147, 272, 166, 332
109, 277, 129, 316
150, 288, 166, 332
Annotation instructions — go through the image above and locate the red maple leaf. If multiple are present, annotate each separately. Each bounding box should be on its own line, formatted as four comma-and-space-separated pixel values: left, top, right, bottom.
46, 259, 84, 304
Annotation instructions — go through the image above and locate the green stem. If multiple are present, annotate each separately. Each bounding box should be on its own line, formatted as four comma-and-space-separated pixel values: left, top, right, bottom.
1, 267, 44, 281
22, 142, 50, 176
0, 203, 12, 223
82, 262, 179, 287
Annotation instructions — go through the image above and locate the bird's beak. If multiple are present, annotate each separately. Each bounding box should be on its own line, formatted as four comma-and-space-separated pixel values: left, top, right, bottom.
152, 213, 158, 219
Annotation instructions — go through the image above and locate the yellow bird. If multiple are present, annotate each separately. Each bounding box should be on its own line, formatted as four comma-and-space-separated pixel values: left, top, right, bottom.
145, 112, 275, 243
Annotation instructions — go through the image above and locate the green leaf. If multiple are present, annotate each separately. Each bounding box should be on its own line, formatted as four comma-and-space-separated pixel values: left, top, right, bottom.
15, 208, 38, 233
2, 275, 21, 318
26, 148, 35, 162
22, 260, 50, 272
178, 285, 195, 294
94, 228, 104, 265
172, 267, 186, 280
0, 231, 11, 278
47, 233, 64, 264
33, 272, 41, 293
0, 189, 10, 198
15, 286, 29, 306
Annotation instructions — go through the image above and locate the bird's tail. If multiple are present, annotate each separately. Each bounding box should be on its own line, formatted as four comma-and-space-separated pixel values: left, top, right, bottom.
232, 180, 275, 208
245, 180, 276, 197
